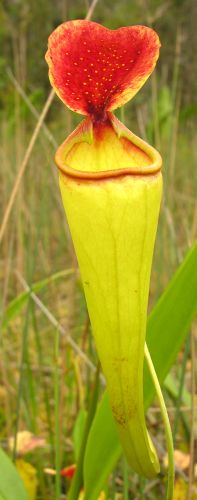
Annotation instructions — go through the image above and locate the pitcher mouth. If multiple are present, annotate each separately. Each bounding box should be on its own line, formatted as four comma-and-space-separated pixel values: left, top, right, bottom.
55, 113, 162, 181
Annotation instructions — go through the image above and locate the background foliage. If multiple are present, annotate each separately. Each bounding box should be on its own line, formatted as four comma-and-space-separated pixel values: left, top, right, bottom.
0, 0, 196, 498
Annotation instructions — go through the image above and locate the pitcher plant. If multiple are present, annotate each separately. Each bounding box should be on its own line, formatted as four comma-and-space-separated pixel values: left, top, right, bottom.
46, 20, 174, 491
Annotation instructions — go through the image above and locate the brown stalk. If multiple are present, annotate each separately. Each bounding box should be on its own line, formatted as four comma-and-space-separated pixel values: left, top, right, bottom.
7, 68, 58, 149
85, 0, 99, 20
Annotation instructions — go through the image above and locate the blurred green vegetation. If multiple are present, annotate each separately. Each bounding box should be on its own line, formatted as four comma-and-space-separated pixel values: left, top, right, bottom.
0, 0, 196, 498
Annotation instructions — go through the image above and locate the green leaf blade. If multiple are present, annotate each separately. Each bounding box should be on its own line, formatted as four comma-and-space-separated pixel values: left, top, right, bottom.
0, 449, 28, 500
144, 240, 197, 406
83, 241, 197, 499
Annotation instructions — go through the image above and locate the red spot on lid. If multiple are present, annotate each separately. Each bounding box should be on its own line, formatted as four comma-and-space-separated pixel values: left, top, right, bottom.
46, 20, 160, 121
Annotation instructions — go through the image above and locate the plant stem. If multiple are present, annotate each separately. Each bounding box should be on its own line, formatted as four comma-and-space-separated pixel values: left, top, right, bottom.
186, 329, 196, 500
173, 335, 190, 441
68, 363, 100, 500
54, 329, 61, 500
12, 302, 30, 461
123, 457, 129, 499
145, 343, 174, 500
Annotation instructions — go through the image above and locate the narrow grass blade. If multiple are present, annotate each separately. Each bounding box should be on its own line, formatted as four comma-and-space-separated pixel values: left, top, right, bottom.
54, 330, 61, 500
68, 365, 100, 500
84, 394, 121, 500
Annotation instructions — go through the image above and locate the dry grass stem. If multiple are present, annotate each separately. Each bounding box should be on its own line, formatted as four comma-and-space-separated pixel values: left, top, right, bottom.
7, 68, 58, 149
15, 271, 106, 386
0, 89, 55, 246
85, 0, 99, 20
